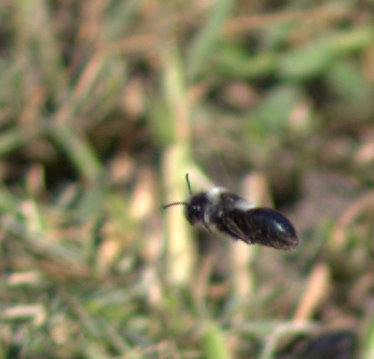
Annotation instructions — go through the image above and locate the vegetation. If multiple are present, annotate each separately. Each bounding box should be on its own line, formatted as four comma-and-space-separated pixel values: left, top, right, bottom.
0, 1, 373, 358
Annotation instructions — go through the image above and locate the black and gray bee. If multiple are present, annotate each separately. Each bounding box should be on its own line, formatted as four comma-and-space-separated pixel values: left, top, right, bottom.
162, 174, 299, 250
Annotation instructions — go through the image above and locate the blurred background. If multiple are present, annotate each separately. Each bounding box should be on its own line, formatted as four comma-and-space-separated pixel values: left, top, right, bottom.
0, 1, 373, 358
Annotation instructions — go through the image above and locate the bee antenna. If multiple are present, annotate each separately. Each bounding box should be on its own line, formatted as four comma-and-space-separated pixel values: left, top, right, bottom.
162, 174, 192, 210
162, 202, 188, 210
185, 173, 192, 195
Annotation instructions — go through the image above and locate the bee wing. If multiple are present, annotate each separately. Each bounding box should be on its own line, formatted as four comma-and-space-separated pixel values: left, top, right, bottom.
221, 208, 299, 250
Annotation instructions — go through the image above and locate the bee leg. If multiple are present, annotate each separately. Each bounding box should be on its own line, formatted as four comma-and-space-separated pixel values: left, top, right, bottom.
202, 221, 213, 234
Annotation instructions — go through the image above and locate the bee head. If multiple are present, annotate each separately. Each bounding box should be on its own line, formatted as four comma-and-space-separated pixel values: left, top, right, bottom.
184, 193, 208, 225
162, 173, 208, 226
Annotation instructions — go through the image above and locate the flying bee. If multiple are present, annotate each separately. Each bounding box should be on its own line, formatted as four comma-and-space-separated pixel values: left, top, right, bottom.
162, 174, 299, 250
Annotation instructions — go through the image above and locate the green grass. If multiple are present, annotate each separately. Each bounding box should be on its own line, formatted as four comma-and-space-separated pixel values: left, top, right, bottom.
0, 1, 373, 358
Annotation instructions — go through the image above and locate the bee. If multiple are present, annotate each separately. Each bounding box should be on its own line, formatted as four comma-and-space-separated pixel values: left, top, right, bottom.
162, 174, 299, 250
